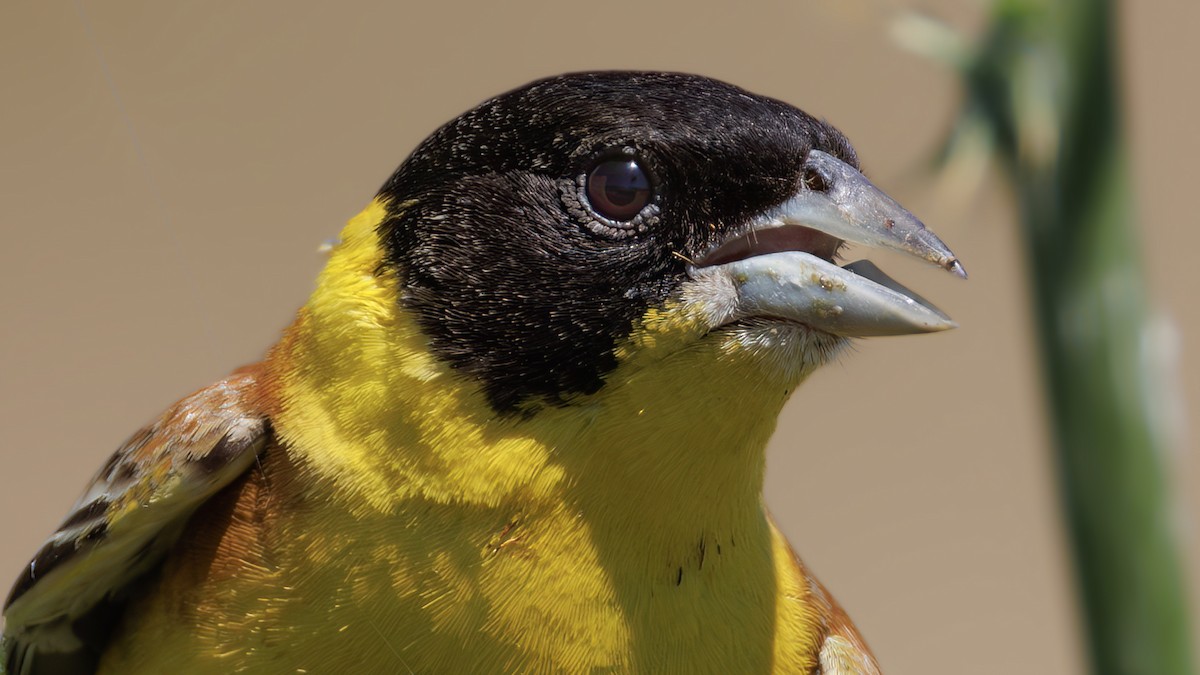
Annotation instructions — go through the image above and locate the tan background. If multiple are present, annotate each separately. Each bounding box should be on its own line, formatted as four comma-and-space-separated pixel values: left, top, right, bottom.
1, 1, 1196, 672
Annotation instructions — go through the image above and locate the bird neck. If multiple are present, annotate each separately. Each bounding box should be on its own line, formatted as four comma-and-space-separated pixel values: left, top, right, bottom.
265, 200, 805, 561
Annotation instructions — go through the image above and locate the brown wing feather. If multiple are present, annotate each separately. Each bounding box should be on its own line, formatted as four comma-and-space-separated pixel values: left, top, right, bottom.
1, 369, 269, 675
808, 574, 881, 675
780, 542, 881, 675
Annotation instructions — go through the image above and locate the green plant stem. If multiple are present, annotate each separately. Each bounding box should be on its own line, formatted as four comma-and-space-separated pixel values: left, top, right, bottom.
965, 1, 1195, 672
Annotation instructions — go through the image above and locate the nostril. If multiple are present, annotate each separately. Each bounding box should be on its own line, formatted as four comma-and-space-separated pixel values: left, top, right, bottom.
802, 167, 830, 193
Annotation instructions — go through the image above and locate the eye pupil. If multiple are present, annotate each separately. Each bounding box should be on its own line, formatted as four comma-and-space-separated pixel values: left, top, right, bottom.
586, 159, 652, 221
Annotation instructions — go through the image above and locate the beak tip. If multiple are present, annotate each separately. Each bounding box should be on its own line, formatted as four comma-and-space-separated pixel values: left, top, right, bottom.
947, 259, 968, 279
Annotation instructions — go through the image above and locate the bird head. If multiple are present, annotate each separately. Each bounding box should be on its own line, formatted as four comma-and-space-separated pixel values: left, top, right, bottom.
373, 72, 963, 415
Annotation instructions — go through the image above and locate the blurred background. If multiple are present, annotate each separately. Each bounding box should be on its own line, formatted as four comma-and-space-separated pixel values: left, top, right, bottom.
1, 1, 1195, 672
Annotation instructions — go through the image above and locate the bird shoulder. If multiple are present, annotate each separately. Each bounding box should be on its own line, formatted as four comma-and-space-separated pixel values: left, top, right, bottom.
2, 368, 270, 675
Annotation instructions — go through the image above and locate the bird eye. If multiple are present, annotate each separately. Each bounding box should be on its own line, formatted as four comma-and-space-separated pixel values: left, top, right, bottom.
586, 159, 652, 221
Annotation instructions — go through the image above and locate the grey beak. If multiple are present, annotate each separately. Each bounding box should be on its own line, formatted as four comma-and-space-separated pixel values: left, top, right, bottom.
696, 150, 965, 337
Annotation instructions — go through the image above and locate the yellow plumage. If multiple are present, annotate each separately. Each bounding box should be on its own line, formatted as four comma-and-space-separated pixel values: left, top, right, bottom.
100, 199, 833, 673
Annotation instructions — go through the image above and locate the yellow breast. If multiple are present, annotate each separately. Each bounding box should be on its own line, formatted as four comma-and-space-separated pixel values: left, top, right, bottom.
97, 201, 836, 673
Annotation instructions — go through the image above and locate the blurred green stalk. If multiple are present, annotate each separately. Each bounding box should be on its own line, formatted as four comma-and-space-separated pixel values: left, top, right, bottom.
932, 0, 1196, 672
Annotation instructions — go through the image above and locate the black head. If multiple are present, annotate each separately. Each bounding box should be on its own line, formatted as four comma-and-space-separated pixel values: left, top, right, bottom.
378, 71, 858, 413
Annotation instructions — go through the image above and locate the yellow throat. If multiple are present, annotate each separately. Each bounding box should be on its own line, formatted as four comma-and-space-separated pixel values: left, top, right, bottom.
246, 199, 832, 672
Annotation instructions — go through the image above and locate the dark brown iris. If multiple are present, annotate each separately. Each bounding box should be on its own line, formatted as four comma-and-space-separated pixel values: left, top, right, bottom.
586, 159, 651, 221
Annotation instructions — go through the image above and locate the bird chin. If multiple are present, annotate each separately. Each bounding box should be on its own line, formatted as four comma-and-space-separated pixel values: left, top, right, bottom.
712, 317, 849, 382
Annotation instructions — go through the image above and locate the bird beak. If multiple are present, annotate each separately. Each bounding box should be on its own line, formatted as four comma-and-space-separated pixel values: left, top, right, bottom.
694, 150, 965, 337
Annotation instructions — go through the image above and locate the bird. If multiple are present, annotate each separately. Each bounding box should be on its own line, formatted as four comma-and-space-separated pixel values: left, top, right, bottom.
1, 71, 964, 674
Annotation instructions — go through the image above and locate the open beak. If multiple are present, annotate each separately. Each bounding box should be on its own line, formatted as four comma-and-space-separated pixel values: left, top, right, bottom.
693, 150, 964, 337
